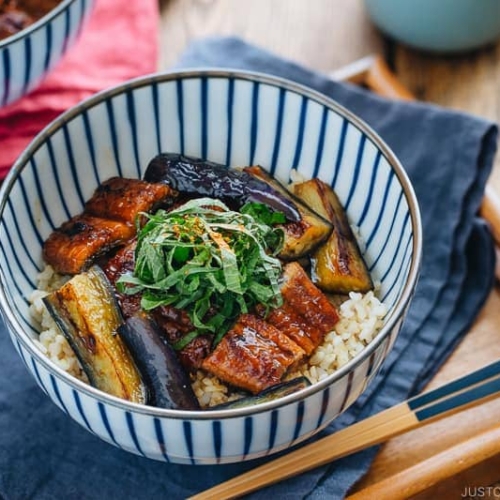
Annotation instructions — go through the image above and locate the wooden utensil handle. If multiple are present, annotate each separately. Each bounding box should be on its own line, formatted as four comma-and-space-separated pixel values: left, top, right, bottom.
364, 56, 414, 101
346, 422, 500, 500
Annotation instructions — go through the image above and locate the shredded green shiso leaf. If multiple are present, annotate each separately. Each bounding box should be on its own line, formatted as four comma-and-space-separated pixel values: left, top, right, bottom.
117, 198, 285, 348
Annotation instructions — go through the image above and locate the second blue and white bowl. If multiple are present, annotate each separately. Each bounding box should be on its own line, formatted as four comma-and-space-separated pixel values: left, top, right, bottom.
0, 0, 95, 107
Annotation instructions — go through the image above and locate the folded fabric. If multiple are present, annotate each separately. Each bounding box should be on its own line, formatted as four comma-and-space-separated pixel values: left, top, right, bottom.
0, 0, 159, 179
0, 36, 497, 500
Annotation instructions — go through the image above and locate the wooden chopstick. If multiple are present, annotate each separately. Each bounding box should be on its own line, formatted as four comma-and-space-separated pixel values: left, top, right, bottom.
481, 184, 500, 247
346, 422, 500, 500
188, 360, 500, 500
331, 55, 500, 282
330, 54, 414, 101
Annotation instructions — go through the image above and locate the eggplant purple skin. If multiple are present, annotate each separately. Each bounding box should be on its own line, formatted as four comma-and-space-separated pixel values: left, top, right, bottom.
208, 376, 311, 410
118, 314, 200, 410
144, 153, 301, 222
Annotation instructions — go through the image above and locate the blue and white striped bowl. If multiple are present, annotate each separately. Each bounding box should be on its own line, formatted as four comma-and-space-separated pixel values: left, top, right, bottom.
0, 0, 94, 107
0, 70, 422, 464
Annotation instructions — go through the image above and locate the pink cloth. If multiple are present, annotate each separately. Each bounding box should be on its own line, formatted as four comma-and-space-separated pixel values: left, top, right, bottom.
0, 0, 159, 179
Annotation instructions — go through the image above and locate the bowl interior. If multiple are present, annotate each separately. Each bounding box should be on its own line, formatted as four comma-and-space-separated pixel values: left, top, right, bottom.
0, 70, 420, 401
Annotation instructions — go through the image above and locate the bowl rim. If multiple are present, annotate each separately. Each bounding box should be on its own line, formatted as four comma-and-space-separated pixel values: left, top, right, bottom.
0, 0, 84, 49
0, 68, 423, 420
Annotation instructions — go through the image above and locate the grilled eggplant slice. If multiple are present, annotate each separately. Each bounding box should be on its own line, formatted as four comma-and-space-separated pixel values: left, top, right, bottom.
209, 377, 311, 410
118, 313, 200, 410
144, 153, 301, 222
43, 266, 147, 403
291, 179, 373, 294
244, 166, 333, 260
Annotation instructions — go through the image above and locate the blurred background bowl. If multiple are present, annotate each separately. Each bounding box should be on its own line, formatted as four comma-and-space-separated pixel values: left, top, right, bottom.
0, 69, 422, 464
0, 0, 95, 107
364, 0, 500, 53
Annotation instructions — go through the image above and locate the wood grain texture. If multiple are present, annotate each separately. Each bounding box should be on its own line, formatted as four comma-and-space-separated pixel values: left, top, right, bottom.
158, 0, 384, 72
393, 44, 500, 195
158, 1, 500, 497
347, 423, 500, 500
352, 291, 500, 498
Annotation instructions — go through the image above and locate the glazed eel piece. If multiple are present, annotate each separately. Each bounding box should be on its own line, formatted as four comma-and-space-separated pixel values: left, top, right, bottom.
43, 177, 177, 275
201, 313, 306, 394
202, 263, 339, 393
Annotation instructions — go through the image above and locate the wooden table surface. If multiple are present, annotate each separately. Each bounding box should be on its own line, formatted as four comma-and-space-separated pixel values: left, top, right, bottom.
158, 1, 500, 498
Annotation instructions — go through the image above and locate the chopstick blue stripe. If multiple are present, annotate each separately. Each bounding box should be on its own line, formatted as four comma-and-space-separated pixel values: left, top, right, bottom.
415, 375, 500, 422
409, 359, 500, 410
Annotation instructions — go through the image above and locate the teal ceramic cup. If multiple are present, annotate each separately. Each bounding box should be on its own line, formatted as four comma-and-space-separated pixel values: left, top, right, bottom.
364, 0, 500, 53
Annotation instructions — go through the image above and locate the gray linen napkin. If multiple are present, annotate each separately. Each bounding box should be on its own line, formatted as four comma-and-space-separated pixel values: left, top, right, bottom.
0, 37, 497, 500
